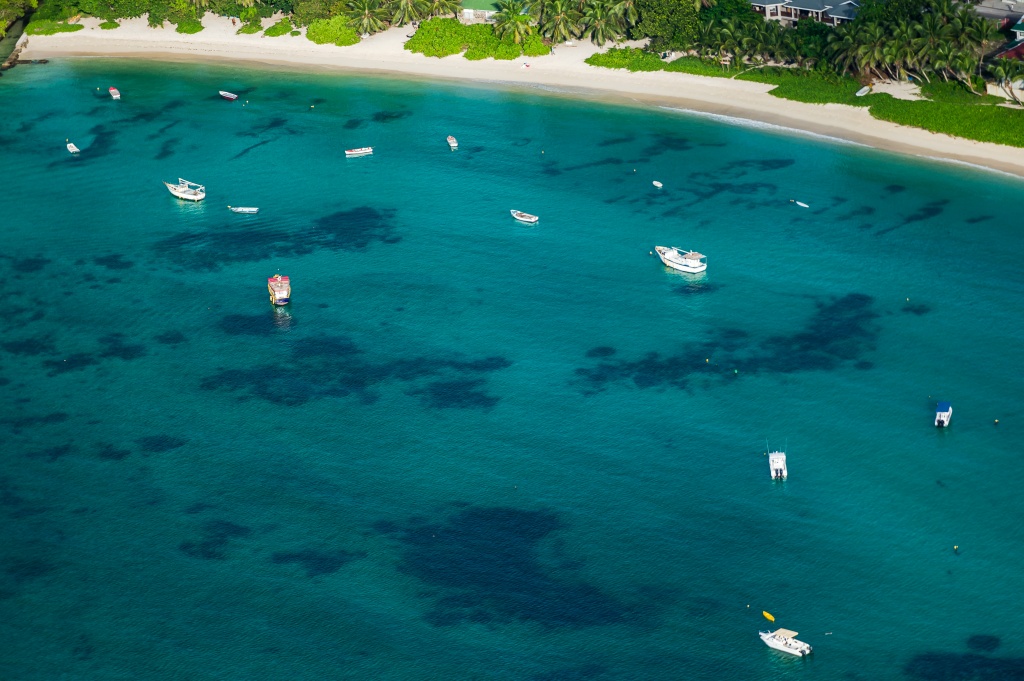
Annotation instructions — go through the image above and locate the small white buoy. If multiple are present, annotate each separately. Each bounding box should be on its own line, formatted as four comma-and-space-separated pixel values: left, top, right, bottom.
653, 181, 663, 188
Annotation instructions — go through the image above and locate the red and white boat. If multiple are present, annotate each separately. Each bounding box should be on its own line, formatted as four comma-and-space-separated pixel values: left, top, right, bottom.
510, 210, 539, 224
345, 147, 373, 157
219, 91, 238, 101
447, 135, 458, 150
109, 87, 121, 100
268, 274, 291, 306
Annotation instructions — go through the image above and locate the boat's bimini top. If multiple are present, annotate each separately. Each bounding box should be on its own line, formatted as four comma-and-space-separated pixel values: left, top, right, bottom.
771, 629, 799, 638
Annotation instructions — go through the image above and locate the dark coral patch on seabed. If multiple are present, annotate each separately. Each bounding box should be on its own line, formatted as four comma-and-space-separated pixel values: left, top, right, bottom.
378, 506, 630, 627
154, 330, 188, 345
576, 293, 879, 393
270, 549, 363, 577
201, 334, 509, 409
180, 520, 252, 559
136, 435, 189, 453
153, 206, 399, 270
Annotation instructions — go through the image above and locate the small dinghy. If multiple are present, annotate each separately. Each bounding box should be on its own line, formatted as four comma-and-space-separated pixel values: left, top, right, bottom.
510, 210, 539, 224
109, 87, 121, 100
219, 91, 238, 101
345, 147, 373, 157
653, 181, 663, 188
228, 206, 259, 214
447, 135, 458, 150
66, 139, 80, 154
792, 200, 809, 208
856, 85, 871, 97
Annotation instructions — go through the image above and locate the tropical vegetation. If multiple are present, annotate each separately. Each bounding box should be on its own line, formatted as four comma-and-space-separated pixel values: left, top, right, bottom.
404, 16, 549, 59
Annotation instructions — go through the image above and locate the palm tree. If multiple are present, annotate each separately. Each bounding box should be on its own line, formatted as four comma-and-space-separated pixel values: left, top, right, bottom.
715, 17, 746, 65
347, 0, 388, 34
930, 41, 956, 81
530, 0, 554, 26
493, 0, 534, 43
388, 0, 426, 26
693, 19, 718, 59
423, 0, 461, 17
827, 23, 860, 75
855, 22, 890, 80
968, 17, 999, 71
988, 58, 1024, 103
580, 0, 620, 45
541, 0, 580, 42
913, 12, 951, 76
609, 0, 637, 29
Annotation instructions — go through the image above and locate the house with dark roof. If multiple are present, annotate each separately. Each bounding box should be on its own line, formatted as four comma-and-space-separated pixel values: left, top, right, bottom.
747, 0, 860, 25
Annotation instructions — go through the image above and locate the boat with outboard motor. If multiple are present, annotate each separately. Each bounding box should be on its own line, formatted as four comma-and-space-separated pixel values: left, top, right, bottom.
935, 402, 952, 427
163, 178, 206, 201
268, 274, 291, 306
228, 206, 259, 214
346, 147, 373, 157
768, 450, 788, 480
759, 629, 812, 657
447, 135, 458, 149
654, 246, 707, 273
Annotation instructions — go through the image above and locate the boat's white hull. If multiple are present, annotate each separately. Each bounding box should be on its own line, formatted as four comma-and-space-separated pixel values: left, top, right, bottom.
346, 148, 373, 157
219, 91, 238, 101
164, 183, 206, 201
511, 210, 539, 224
655, 247, 706, 273
760, 632, 812, 657
228, 206, 259, 214
447, 136, 458, 149
67, 143, 80, 154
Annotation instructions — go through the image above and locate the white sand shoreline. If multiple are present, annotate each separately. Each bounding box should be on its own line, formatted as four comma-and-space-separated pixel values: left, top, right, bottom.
18, 15, 1024, 179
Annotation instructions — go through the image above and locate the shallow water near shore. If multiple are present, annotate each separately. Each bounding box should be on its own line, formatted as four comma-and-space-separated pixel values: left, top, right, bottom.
1, 58, 1024, 680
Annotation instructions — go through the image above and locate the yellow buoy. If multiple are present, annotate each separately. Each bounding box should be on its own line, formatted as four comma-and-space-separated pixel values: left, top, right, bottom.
763, 611, 775, 622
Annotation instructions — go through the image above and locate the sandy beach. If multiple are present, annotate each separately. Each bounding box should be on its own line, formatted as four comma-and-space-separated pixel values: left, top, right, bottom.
18, 15, 1024, 178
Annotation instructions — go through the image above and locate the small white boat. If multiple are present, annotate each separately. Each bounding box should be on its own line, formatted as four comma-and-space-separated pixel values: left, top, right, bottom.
447, 135, 458, 150
510, 210, 539, 224
654, 246, 707, 274
66, 140, 80, 154
219, 91, 238, 101
346, 147, 373, 157
163, 178, 206, 202
109, 87, 121, 100
855, 85, 871, 97
228, 206, 259, 214
268, 274, 291, 306
935, 402, 952, 427
760, 629, 812, 657
653, 181, 663, 188
768, 450, 787, 480
792, 200, 809, 208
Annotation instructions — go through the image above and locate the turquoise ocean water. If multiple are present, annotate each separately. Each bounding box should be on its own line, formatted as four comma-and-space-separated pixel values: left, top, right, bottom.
1, 58, 1023, 680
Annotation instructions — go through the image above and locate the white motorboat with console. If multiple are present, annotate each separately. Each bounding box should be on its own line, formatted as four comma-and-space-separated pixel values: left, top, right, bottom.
511, 210, 539, 224
66, 140, 80, 154
345, 147, 373, 157
768, 450, 788, 480
447, 135, 458, 150
655, 246, 707, 273
164, 178, 206, 201
935, 402, 952, 427
760, 629, 812, 657
228, 206, 259, 214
